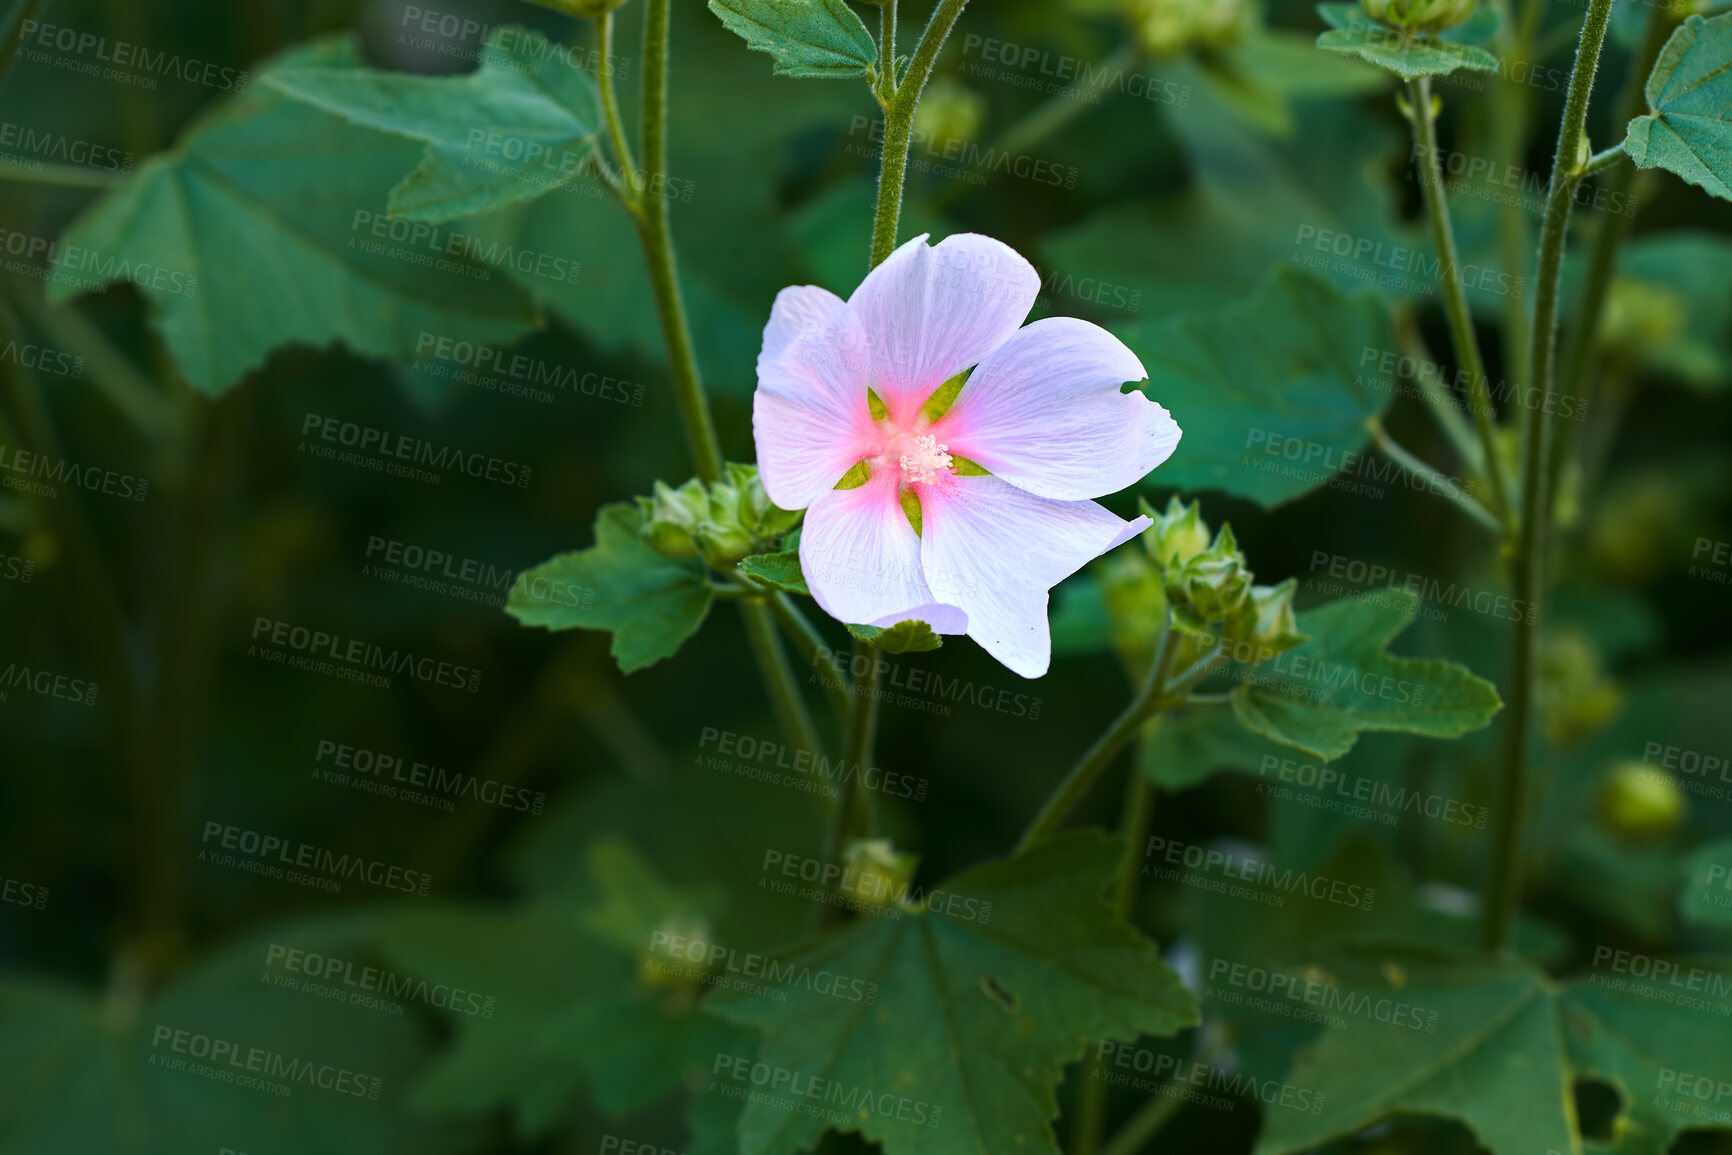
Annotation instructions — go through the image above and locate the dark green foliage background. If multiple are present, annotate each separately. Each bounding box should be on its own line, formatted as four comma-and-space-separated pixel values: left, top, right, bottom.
3, 0, 1732, 1151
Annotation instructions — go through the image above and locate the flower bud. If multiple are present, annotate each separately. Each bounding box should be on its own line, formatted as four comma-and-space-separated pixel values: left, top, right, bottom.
1537, 629, 1623, 747
1362, 0, 1476, 31
1131, 0, 1253, 55
638, 466, 801, 567
1167, 523, 1252, 624
637, 478, 708, 561
525, 0, 633, 19
1144, 496, 1212, 570
841, 838, 918, 910
1098, 550, 1168, 669
1599, 279, 1687, 365
913, 79, 986, 149
639, 913, 714, 992
1599, 760, 1686, 841
1226, 579, 1307, 660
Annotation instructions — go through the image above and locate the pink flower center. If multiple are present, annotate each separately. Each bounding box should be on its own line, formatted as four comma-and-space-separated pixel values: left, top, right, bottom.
897, 432, 953, 486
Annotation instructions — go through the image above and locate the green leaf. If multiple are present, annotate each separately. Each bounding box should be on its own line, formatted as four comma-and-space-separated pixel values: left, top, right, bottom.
845, 619, 942, 653
379, 844, 750, 1136
507, 502, 712, 674
1044, 91, 1412, 321
1142, 706, 1291, 791
1562, 967, 1732, 1153
0, 919, 470, 1154
1625, 11, 1732, 201
1197, 29, 1390, 137
706, 831, 1199, 1155
266, 27, 600, 222
1227, 589, 1503, 761
1115, 265, 1398, 507
46, 40, 541, 396
737, 549, 808, 595
1315, 5, 1500, 80
1255, 946, 1575, 1155
707, 0, 879, 79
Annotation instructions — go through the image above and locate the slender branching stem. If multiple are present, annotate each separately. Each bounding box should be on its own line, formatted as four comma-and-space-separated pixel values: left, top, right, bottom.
1019, 624, 1178, 852
1483, 0, 1617, 957
1405, 75, 1512, 529
595, 11, 640, 215
1367, 418, 1503, 533
868, 0, 971, 266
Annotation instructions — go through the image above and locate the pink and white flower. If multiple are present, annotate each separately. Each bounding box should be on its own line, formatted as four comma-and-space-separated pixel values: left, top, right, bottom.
752, 233, 1181, 678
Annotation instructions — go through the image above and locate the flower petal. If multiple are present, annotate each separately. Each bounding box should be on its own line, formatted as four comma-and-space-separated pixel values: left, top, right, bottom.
848, 233, 1039, 424
800, 469, 967, 633
919, 475, 1150, 678
753, 285, 881, 510
933, 317, 1181, 501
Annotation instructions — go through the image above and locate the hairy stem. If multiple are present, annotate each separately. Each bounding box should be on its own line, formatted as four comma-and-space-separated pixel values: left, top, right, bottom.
1098, 1086, 1186, 1155
741, 593, 825, 779
1406, 75, 1512, 528
596, 10, 639, 209
0, 160, 121, 189
1072, 725, 1162, 1155
767, 591, 851, 722
1019, 625, 1177, 853
1545, 2, 1672, 529
868, 0, 971, 266
1483, 0, 1617, 957
1397, 315, 1482, 466
1367, 418, 1502, 533
624, 0, 824, 767
635, 0, 724, 483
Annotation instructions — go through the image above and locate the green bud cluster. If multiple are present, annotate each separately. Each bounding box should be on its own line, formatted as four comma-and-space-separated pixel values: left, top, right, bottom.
1130, 0, 1254, 56
637, 464, 801, 567
525, 0, 632, 19
1102, 498, 1307, 663
1361, 0, 1477, 32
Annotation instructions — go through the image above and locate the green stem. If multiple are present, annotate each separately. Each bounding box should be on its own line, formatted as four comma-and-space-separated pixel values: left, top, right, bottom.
740, 596, 824, 773
767, 591, 851, 722
1578, 144, 1626, 178
841, 638, 882, 824
1018, 624, 1177, 853
595, 10, 640, 211
620, 0, 825, 774
868, 0, 971, 266
0, 160, 120, 189
1072, 724, 1162, 1155
1483, 0, 1617, 957
634, 0, 724, 483
1394, 312, 1481, 468
879, 0, 897, 87
1098, 1087, 1186, 1155
990, 41, 1138, 163
1545, 2, 1671, 534
1367, 418, 1502, 533
816, 639, 882, 926
1405, 75, 1512, 529
3, 276, 177, 441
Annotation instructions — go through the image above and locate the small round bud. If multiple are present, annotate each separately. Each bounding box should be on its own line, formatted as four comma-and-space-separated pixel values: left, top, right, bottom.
841, 839, 918, 911
1599, 761, 1687, 841
913, 79, 986, 149
526, 0, 633, 19
1363, 0, 1477, 31
639, 914, 714, 992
